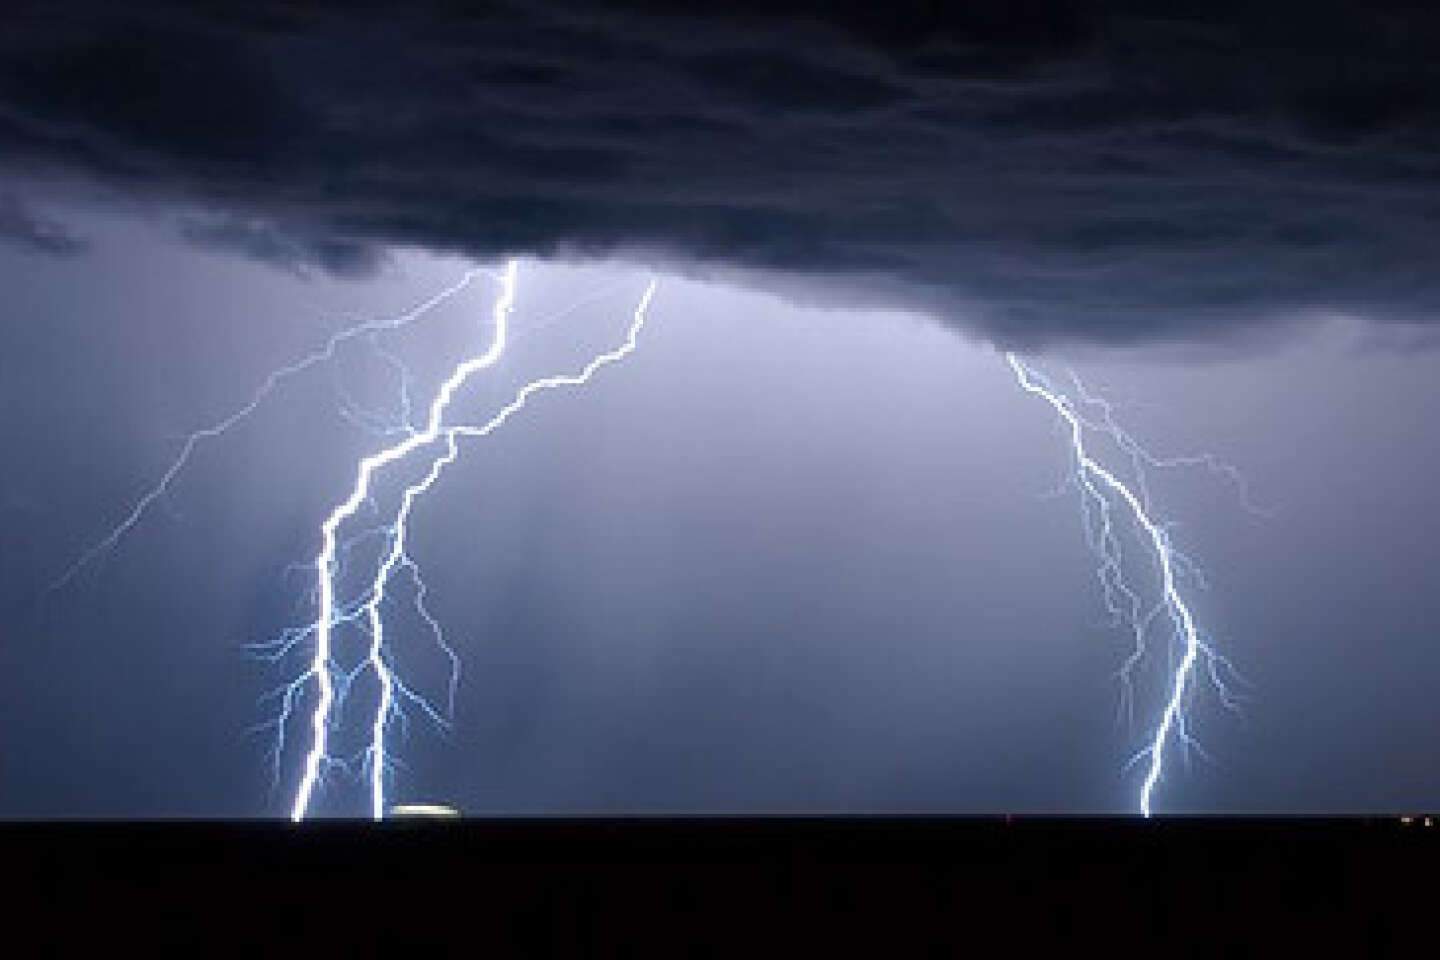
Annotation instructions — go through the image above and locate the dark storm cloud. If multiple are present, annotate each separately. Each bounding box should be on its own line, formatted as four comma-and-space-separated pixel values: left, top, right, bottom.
0, 193, 86, 256
177, 215, 384, 279
2, 0, 1438, 345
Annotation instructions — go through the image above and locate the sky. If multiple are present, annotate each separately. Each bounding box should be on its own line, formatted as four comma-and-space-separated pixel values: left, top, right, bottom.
1, 2, 1439, 817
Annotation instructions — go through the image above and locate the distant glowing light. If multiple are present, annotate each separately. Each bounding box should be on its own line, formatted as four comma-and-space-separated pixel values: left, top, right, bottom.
390, 803, 461, 818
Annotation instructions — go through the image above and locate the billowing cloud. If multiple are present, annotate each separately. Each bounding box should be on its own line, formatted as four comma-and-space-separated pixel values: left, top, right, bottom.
0, 193, 87, 257
1, 1, 1437, 346
177, 215, 384, 279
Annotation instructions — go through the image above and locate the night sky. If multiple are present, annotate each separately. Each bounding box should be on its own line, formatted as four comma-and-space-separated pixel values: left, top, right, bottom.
2, 2, 1439, 817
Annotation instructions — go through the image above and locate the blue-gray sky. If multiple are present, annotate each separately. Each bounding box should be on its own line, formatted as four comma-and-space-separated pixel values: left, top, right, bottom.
2, 2, 1439, 817
2, 198, 1438, 816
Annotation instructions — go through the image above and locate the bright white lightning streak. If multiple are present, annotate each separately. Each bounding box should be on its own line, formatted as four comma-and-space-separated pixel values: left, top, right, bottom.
1006, 352, 1206, 817
292, 265, 659, 821
290, 260, 518, 821
47, 269, 487, 594
357, 278, 658, 819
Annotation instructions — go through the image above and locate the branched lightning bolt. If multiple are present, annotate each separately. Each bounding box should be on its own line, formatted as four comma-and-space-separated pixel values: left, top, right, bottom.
46, 268, 489, 594
1006, 352, 1240, 816
51, 250, 654, 818
289, 262, 659, 821
1063, 372, 1273, 520
288, 261, 518, 820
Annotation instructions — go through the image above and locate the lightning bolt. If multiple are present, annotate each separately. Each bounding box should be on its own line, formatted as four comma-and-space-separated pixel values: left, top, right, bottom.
289, 262, 659, 821
46, 268, 489, 594
1006, 352, 1240, 816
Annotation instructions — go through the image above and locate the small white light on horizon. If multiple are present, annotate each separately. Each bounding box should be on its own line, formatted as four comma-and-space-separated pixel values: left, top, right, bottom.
389, 803, 461, 818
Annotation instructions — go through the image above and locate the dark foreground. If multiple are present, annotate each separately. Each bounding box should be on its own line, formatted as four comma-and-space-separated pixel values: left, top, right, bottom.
4, 818, 1431, 949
